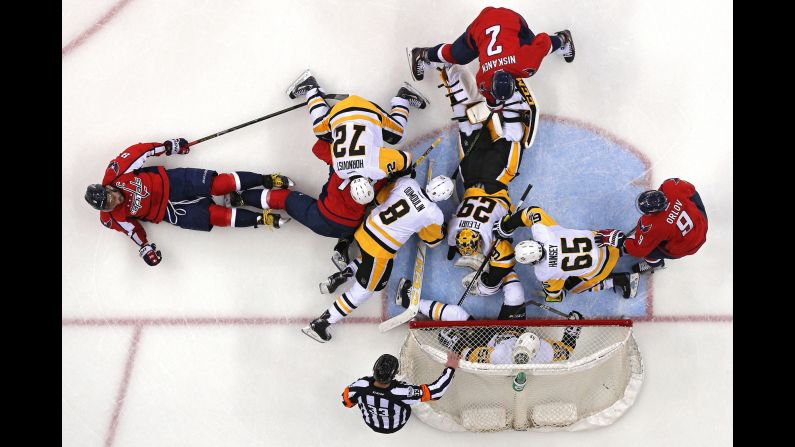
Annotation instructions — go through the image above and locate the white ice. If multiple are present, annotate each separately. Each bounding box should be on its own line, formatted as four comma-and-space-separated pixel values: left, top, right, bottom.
62, 0, 732, 445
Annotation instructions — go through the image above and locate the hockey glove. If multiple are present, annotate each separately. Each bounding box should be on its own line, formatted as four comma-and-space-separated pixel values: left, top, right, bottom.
164, 138, 190, 155
567, 310, 584, 320
594, 229, 625, 248
493, 215, 515, 240
388, 166, 416, 181
139, 243, 162, 266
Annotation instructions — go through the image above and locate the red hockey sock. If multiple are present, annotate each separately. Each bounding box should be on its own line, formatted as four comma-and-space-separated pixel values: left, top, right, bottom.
210, 173, 237, 195
209, 204, 232, 227
268, 189, 290, 210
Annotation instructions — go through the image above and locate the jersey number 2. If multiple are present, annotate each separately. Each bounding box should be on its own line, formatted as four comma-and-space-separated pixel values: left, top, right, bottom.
485, 25, 502, 56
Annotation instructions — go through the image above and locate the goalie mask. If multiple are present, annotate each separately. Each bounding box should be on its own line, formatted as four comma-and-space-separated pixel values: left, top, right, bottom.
512, 332, 540, 364
456, 228, 481, 257
515, 240, 545, 265
373, 353, 399, 383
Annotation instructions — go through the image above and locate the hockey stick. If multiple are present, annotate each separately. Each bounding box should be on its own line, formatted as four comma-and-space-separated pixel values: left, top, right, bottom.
519, 299, 580, 319
188, 93, 349, 146
379, 161, 435, 332
450, 109, 495, 180
410, 136, 442, 170
457, 181, 533, 306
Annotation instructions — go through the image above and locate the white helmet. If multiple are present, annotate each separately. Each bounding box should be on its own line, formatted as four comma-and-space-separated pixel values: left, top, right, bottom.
512, 332, 540, 364
425, 175, 454, 202
515, 240, 544, 265
349, 176, 375, 205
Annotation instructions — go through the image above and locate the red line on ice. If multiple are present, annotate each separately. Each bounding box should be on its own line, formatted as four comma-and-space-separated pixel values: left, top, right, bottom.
104, 324, 142, 447
62, 0, 135, 59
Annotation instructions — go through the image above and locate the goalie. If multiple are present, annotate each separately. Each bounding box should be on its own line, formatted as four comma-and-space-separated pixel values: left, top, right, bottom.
437, 315, 583, 365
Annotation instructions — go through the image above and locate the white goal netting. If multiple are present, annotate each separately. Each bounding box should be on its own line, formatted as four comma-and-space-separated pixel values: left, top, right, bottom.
398, 319, 643, 432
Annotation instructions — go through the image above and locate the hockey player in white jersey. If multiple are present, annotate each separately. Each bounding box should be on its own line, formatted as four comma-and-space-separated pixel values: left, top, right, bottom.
439, 64, 538, 189
437, 315, 583, 365
302, 174, 455, 343
495, 206, 640, 301
287, 69, 430, 200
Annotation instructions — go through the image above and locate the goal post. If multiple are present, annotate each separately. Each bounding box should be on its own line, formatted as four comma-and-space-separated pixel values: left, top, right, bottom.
398, 319, 644, 432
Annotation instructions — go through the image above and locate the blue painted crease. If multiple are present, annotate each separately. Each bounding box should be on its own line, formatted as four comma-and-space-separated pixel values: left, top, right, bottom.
385, 120, 650, 320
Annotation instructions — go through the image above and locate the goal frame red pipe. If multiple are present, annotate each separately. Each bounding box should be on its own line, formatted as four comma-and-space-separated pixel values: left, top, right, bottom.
409, 319, 633, 329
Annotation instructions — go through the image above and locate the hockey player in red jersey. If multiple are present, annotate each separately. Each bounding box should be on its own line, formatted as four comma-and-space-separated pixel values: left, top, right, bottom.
228, 138, 388, 268
84, 138, 294, 266
408, 6, 574, 104
618, 178, 708, 273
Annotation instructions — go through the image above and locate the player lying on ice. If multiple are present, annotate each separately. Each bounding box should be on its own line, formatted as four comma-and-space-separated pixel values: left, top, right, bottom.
84, 138, 293, 266
281, 69, 430, 270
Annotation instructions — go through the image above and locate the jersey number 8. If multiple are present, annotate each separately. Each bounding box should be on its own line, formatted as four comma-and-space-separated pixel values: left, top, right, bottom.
379, 199, 411, 225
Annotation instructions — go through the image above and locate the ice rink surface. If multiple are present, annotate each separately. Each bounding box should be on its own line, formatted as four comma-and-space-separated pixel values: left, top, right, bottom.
63, 0, 732, 445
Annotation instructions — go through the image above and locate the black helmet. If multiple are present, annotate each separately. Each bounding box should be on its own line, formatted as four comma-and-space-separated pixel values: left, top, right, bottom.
85, 184, 108, 210
490, 70, 515, 102
373, 354, 399, 383
636, 190, 669, 215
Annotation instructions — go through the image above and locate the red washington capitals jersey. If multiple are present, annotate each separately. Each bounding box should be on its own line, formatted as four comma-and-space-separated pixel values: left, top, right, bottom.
624, 178, 708, 258
99, 142, 170, 246
464, 7, 552, 102
312, 139, 385, 228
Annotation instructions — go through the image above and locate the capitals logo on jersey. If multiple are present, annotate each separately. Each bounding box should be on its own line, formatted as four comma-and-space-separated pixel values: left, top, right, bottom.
115, 177, 150, 215
107, 160, 120, 175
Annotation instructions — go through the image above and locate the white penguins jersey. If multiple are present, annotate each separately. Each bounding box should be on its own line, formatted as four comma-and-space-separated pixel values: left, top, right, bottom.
446, 187, 512, 253
461, 333, 554, 365
354, 176, 446, 259
521, 207, 613, 283
315, 95, 410, 181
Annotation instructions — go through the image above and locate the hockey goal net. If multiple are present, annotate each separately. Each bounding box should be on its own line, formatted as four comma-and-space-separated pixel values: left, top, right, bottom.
398, 319, 643, 432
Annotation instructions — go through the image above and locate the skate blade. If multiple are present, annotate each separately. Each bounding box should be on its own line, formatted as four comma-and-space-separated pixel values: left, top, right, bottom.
301, 326, 328, 343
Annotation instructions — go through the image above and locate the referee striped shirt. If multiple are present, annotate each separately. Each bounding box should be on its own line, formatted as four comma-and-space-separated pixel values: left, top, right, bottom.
341, 367, 456, 433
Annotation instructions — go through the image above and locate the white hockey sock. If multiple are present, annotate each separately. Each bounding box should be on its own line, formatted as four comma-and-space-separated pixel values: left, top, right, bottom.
260, 189, 271, 209
327, 282, 372, 324
419, 300, 471, 321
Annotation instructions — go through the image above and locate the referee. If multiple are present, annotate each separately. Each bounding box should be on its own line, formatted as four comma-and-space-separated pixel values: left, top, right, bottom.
341, 351, 460, 433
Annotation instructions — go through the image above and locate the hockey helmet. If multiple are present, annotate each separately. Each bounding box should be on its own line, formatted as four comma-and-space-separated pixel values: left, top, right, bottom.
425, 175, 454, 202
85, 184, 108, 211
490, 70, 516, 102
349, 176, 375, 205
636, 190, 669, 215
512, 332, 540, 364
515, 240, 545, 265
373, 353, 400, 383
456, 228, 481, 257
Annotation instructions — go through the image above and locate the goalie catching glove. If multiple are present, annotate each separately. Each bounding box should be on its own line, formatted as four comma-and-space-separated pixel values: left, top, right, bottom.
139, 243, 162, 266
594, 229, 625, 248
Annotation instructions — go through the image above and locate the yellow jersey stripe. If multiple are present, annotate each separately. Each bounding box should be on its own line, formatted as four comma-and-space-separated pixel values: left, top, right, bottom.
368, 216, 401, 247
367, 257, 387, 290
330, 114, 382, 129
